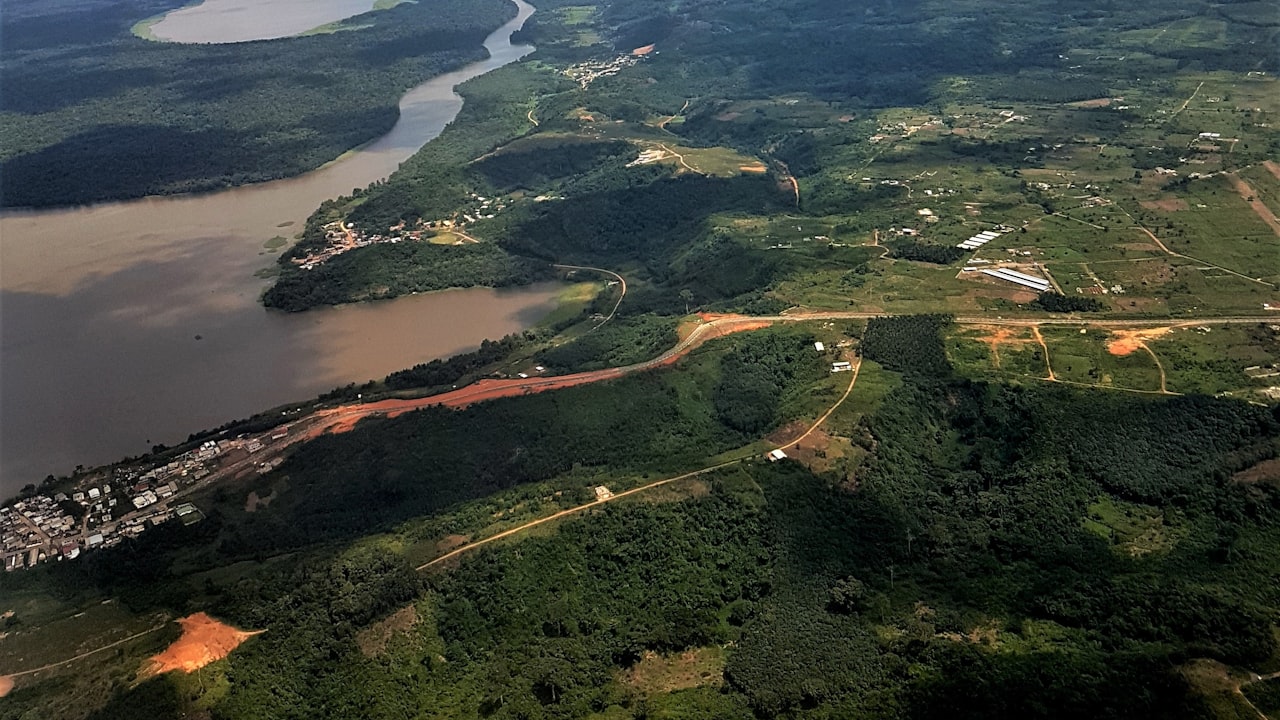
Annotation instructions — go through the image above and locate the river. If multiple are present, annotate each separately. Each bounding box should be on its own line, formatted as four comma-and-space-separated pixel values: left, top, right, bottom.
0, 0, 542, 495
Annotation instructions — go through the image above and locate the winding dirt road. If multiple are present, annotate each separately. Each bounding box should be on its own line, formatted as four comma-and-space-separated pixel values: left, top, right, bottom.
417, 351, 864, 571
303, 311, 1277, 439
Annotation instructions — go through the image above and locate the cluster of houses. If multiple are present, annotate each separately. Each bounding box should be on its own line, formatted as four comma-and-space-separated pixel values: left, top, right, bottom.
867, 117, 944, 144
563, 49, 646, 89
1, 496, 81, 571
0, 437, 249, 571
291, 192, 511, 270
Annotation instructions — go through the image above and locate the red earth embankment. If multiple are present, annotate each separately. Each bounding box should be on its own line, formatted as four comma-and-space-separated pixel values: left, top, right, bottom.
310, 315, 774, 437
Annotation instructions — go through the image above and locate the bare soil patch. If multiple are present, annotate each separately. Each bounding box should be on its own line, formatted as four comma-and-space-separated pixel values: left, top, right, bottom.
715, 111, 742, 122
1228, 173, 1280, 237
356, 605, 418, 658
1106, 327, 1172, 356
620, 648, 724, 694
1068, 98, 1114, 108
1140, 198, 1189, 212
147, 613, 261, 675
787, 427, 854, 474
968, 325, 1034, 367
1264, 160, 1280, 182
739, 164, 767, 173
244, 489, 277, 513
1234, 457, 1280, 486
1118, 242, 1161, 252
0, 675, 13, 698
766, 419, 808, 446
435, 534, 470, 555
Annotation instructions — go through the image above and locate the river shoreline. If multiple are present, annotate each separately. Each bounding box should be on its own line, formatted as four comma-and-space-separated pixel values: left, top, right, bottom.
0, 0, 541, 494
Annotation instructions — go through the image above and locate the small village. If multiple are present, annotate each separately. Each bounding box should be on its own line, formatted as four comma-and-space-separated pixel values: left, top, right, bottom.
291, 192, 510, 270
562, 44, 652, 89
1, 428, 296, 572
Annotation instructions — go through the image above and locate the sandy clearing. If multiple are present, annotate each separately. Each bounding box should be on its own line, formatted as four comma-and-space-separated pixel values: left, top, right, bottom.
1106, 327, 1172, 356
148, 613, 261, 674
1140, 198, 1189, 212
1234, 457, 1280, 486
356, 605, 418, 658
968, 325, 1034, 368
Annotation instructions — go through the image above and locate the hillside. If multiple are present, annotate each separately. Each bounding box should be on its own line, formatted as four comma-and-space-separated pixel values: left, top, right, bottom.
2, 0, 1280, 717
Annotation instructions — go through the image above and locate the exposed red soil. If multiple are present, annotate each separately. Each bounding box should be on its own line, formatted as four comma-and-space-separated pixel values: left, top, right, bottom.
148, 613, 261, 674
308, 316, 773, 438
1106, 327, 1172, 356
1234, 457, 1280, 486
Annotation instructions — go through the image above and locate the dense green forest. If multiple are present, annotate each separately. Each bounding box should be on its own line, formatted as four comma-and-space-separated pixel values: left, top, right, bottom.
6, 318, 1278, 719
0, 0, 516, 206
1034, 291, 1107, 313
262, 242, 553, 311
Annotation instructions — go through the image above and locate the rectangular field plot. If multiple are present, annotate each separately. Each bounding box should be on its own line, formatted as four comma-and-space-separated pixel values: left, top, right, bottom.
946, 325, 1050, 380
1147, 176, 1280, 283
1040, 327, 1165, 392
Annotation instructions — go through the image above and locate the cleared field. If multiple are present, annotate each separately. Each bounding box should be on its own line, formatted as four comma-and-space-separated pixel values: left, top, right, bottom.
0, 601, 161, 676
946, 324, 1048, 380
1037, 327, 1166, 392
535, 281, 602, 329
1148, 323, 1280, 395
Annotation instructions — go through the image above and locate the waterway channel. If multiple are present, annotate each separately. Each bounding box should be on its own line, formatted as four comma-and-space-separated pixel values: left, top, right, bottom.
0, 0, 542, 494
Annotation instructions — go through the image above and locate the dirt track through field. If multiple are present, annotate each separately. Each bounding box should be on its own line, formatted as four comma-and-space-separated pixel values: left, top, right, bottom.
417, 353, 863, 571
1031, 326, 1055, 380
0, 622, 168, 696
307, 313, 771, 440
1228, 173, 1280, 237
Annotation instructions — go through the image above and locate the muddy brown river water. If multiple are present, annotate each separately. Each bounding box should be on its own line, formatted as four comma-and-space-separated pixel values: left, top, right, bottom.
0, 1, 543, 493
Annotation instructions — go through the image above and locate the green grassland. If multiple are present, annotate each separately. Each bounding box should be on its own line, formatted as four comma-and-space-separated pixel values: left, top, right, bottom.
946, 321, 1280, 400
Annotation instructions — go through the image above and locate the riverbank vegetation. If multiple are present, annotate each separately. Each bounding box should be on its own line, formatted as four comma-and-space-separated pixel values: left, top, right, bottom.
0, 0, 516, 206
262, 242, 553, 311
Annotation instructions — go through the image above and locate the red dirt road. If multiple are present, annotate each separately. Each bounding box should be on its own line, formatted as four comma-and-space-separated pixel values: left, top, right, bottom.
307, 314, 774, 438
